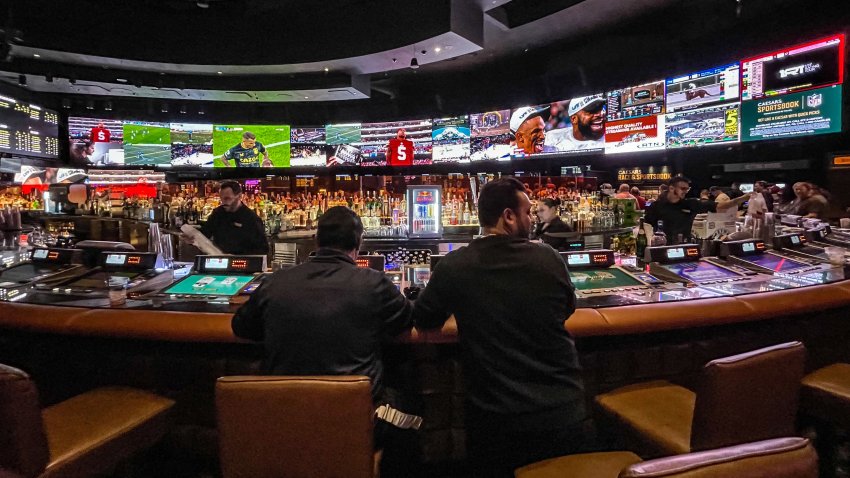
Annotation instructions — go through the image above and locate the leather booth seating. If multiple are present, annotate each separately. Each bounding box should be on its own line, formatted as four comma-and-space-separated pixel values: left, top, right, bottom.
0, 363, 175, 478
595, 341, 806, 457
801, 362, 850, 429
216, 375, 380, 478
514, 437, 817, 478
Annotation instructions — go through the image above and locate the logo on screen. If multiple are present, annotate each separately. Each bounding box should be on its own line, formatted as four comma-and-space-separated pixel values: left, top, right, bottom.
806, 93, 823, 108
779, 62, 822, 79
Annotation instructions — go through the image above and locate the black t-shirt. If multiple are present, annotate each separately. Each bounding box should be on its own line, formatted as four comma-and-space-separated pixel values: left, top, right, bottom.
199, 203, 268, 255
645, 197, 716, 241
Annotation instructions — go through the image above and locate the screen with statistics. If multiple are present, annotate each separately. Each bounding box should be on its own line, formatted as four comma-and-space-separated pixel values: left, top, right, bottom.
0, 94, 59, 159
212, 124, 290, 167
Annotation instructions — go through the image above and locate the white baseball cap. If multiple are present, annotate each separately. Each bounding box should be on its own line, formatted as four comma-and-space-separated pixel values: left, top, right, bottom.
510, 106, 549, 134
568, 94, 606, 116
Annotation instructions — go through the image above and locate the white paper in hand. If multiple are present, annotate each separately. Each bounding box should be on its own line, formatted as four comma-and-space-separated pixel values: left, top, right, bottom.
180, 224, 224, 255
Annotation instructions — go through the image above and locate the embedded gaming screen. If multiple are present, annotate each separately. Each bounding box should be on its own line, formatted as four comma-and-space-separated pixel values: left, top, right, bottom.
431, 116, 470, 163
663, 261, 740, 282
170, 123, 213, 167
68, 117, 124, 166
469, 110, 512, 161
665, 63, 740, 112
0, 94, 59, 160
742, 34, 844, 101
212, 124, 290, 167
606, 80, 665, 121
569, 269, 642, 291
740, 85, 842, 141
745, 253, 808, 272
290, 127, 327, 167
123, 122, 171, 166
665, 102, 740, 148
542, 94, 606, 155
164, 274, 254, 296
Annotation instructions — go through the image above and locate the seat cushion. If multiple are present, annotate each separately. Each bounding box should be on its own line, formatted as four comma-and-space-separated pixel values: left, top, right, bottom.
801, 363, 850, 429
515, 451, 642, 478
40, 387, 174, 478
596, 381, 695, 457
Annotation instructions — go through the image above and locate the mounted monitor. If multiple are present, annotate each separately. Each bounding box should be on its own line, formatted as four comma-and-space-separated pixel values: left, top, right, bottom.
212, 124, 290, 167
431, 116, 470, 163
0, 94, 59, 160
68, 117, 124, 166
360, 119, 432, 167
123, 121, 171, 166
543, 94, 606, 155
604, 115, 666, 154
606, 80, 665, 121
665, 63, 740, 112
741, 84, 842, 142
326, 123, 362, 167
290, 127, 327, 167
665, 102, 740, 148
170, 123, 213, 168
469, 109, 512, 161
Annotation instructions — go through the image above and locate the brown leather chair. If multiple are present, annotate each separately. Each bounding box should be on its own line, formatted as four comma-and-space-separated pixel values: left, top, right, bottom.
0, 363, 174, 478
800, 362, 850, 429
514, 437, 817, 478
595, 341, 806, 457
216, 375, 379, 478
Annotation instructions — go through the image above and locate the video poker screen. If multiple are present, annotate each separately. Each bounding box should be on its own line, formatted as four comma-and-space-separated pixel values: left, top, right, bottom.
666, 63, 740, 112
164, 274, 254, 296
570, 269, 642, 291
663, 261, 740, 282
212, 124, 290, 168
607, 80, 665, 121
0, 94, 59, 160
742, 34, 844, 101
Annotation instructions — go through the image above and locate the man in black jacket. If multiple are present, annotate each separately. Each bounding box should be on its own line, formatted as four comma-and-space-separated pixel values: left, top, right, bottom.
187, 181, 268, 255
412, 177, 587, 477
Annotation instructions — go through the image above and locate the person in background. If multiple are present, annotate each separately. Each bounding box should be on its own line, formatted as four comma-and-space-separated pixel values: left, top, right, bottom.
413, 177, 589, 478
754, 181, 774, 212
776, 185, 798, 214
630, 186, 647, 210
599, 183, 615, 198
614, 184, 636, 200
184, 181, 268, 255
792, 182, 828, 218
709, 186, 730, 203
534, 197, 573, 250
699, 189, 710, 200
728, 182, 744, 199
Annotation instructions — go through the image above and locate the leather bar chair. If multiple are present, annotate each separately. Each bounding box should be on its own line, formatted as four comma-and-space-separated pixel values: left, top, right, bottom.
0, 363, 175, 478
216, 375, 380, 478
595, 341, 806, 457
514, 437, 817, 478
800, 362, 850, 429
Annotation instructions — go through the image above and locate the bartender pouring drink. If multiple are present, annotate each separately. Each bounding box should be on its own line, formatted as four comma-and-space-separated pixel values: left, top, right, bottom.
645, 176, 752, 243
183, 181, 268, 255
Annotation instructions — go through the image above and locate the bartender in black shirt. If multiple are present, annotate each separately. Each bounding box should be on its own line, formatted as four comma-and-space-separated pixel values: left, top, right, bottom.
645, 176, 751, 242
185, 181, 268, 255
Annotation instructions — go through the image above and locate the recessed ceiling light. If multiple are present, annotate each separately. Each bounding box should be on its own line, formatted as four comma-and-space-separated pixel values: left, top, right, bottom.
323, 67, 329, 72
32, 53, 40, 58
216, 71, 222, 75
304, 96, 309, 99
116, 78, 128, 83
434, 47, 442, 53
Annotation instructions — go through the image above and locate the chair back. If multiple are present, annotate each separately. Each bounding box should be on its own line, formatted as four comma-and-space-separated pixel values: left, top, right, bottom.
619, 437, 817, 477
0, 364, 49, 478
216, 375, 375, 478
690, 341, 805, 451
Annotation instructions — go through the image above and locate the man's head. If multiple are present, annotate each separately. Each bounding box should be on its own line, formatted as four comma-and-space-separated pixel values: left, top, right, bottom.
731, 182, 741, 191
478, 177, 533, 238
754, 181, 768, 193
396, 128, 406, 140
793, 182, 812, 199
666, 176, 692, 203
630, 186, 641, 197
568, 95, 606, 141
219, 181, 243, 212
709, 186, 723, 197
510, 107, 547, 154
97, 122, 104, 128
317, 206, 363, 257
618, 184, 630, 194
241, 131, 257, 149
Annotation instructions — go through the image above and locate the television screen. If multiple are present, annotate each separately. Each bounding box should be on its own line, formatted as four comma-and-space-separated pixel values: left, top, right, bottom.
542, 94, 606, 155
607, 80, 665, 121
170, 123, 213, 167
665, 102, 740, 148
604, 115, 666, 154
0, 95, 59, 160
741, 85, 842, 142
359, 119, 432, 166
509, 104, 551, 158
212, 124, 290, 167
432, 116, 470, 162
123, 122, 171, 166
470, 110, 512, 161
325, 123, 361, 145
742, 34, 844, 101
666, 63, 740, 112
14, 166, 86, 184
290, 127, 327, 167
68, 117, 124, 166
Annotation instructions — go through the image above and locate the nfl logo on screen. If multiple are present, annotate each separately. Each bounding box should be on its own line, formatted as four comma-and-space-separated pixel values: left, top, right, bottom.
806, 93, 823, 108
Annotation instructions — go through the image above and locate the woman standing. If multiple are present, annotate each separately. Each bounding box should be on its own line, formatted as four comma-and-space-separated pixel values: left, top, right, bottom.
534, 198, 573, 250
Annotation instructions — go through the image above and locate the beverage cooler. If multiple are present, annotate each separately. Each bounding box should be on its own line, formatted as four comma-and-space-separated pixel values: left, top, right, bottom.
406, 185, 442, 239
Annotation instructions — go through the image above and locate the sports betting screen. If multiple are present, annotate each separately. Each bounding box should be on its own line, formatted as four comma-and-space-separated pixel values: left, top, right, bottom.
666, 63, 740, 112
123, 122, 171, 166
469, 110, 512, 161
360, 119, 432, 166
606, 80, 665, 121
326, 123, 362, 167
665, 102, 740, 148
741, 84, 842, 141
212, 124, 290, 167
0, 94, 59, 159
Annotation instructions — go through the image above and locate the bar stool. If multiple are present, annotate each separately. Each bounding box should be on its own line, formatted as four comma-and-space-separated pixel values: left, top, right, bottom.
216, 375, 380, 478
0, 363, 175, 478
595, 341, 806, 457
514, 437, 817, 478
801, 362, 850, 429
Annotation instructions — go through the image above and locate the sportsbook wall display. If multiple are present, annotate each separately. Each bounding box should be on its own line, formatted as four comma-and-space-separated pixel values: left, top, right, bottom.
65, 34, 844, 169
0, 93, 59, 159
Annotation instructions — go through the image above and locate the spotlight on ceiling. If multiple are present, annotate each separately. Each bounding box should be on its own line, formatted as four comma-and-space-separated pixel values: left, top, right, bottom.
104, 101, 113, 111
410, 57, 419, 69
161, 103, 168, 113
61, 98, 72, 109
86, 100, 95, 110
17, 74, 26, 86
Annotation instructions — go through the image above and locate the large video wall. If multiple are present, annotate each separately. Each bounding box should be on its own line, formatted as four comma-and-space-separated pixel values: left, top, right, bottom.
67, 34, 844, 169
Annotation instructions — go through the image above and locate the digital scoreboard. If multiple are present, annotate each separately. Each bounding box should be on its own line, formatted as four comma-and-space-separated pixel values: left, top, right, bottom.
0, 94, 60, 159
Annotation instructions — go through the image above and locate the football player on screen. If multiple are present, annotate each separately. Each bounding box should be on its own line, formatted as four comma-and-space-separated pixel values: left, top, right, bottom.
222, 131, 272, 167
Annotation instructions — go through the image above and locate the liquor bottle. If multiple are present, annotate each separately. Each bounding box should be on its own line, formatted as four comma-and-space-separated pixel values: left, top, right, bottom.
636, 219, 647, 265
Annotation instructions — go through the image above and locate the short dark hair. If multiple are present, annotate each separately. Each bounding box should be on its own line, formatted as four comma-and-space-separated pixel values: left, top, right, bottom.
317, 206, 363, 252
219, 180, 242, 195
540, 197, 560, 209
668, 176, 691, 188
478, 177, 526, 228
242, 131, 256, 140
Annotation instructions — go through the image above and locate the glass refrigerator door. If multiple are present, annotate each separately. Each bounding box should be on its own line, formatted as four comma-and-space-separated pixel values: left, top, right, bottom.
407, 186, 442, 238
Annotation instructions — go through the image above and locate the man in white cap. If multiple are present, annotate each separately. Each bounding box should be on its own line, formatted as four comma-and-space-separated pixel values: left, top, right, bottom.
545, 95, 606, 152
510, 106, 555, 155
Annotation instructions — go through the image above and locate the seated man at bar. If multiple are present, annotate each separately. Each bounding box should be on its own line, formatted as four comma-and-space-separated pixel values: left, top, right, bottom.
646, 176, 751, 243
412, 177, 588, 478
184, 180, 268, 255
231, 206, 417, 471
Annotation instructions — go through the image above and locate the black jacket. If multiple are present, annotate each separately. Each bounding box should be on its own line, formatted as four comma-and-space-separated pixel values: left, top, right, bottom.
412, 235, 586, 428
232, 249, 413, 401
534, 217, 574, 251
200, 203, 268, 255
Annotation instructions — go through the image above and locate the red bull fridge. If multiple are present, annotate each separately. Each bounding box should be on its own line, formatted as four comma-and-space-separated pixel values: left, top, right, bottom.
407, 185, 442, 239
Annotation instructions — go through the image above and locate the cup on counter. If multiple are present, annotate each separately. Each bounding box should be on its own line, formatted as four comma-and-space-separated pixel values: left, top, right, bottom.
840, 218, 850, 229
824, 246, 845, 266
109, 285, 127, 307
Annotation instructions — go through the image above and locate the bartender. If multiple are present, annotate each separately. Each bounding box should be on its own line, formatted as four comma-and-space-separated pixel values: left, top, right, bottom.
645, 176, 751, 242
184, 180, 268, 255
534, 198, 573, 250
